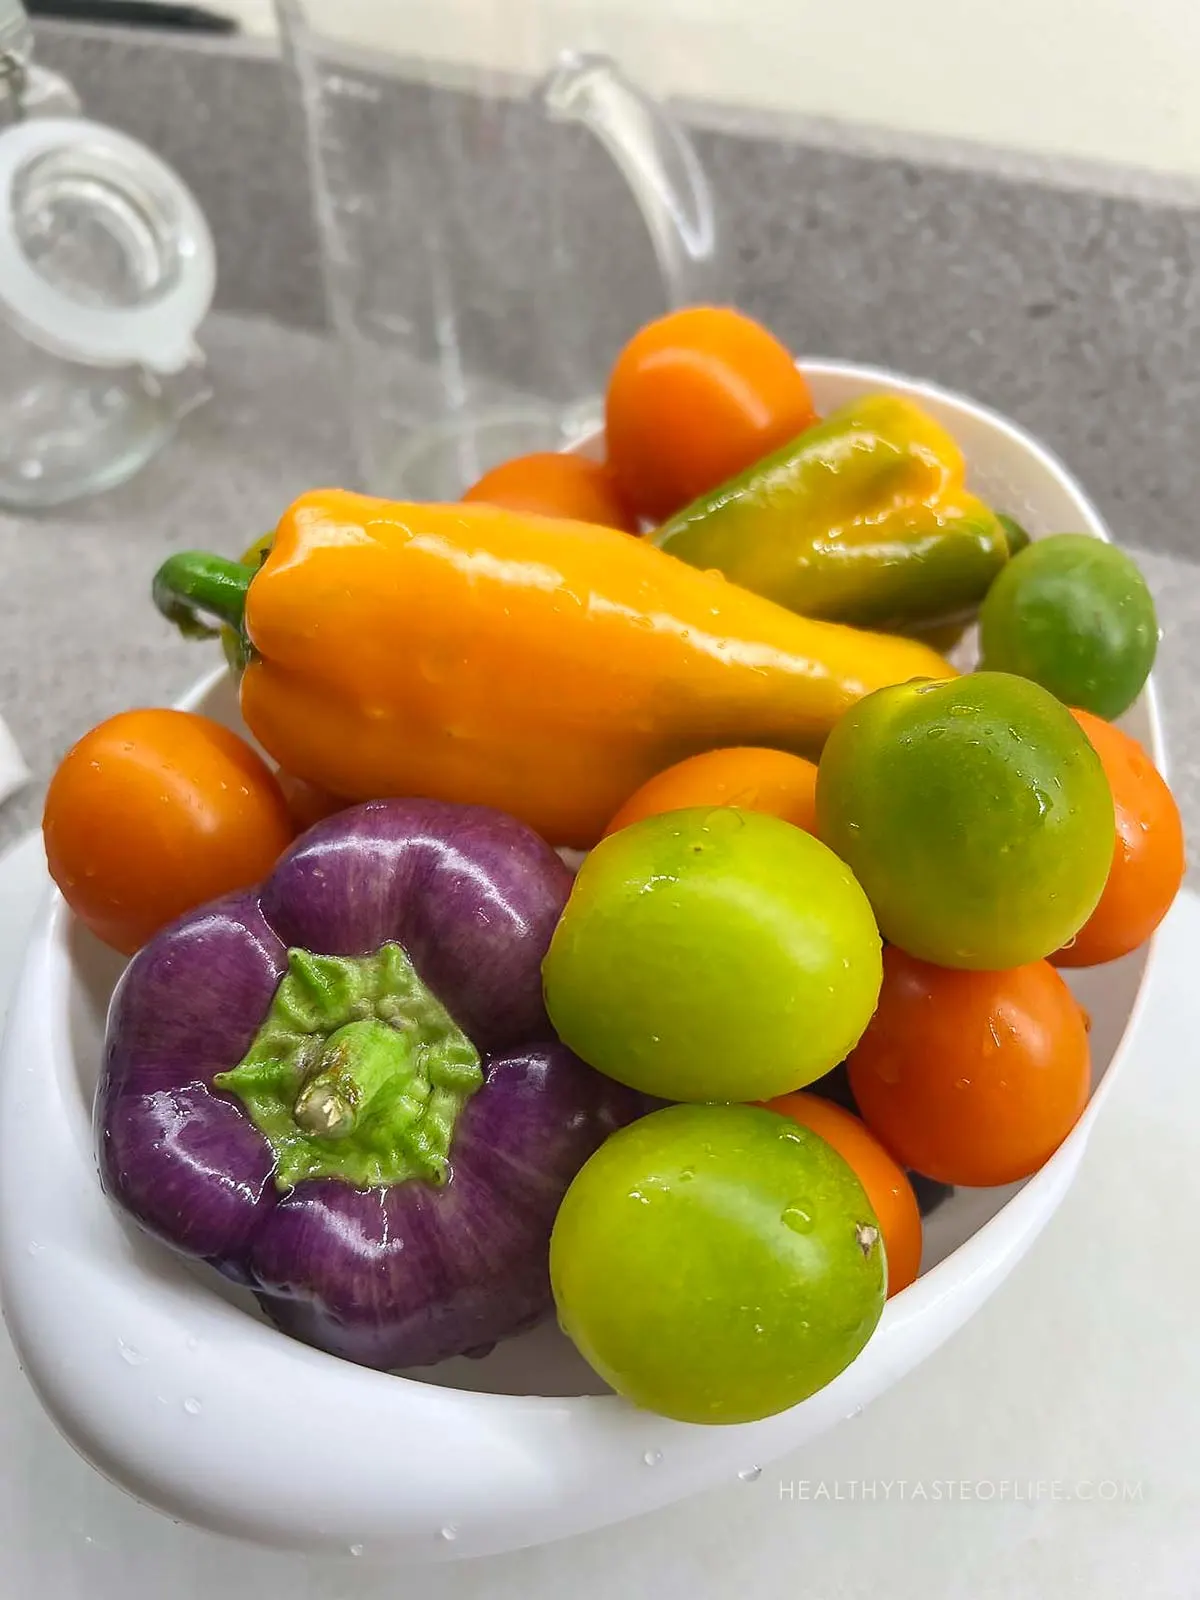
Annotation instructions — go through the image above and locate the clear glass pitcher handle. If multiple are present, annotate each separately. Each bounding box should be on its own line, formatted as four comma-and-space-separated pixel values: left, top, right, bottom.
538, 50, 718, 309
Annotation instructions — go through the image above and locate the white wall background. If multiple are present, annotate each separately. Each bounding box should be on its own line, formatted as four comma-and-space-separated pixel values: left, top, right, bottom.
225, 0, 1200, 178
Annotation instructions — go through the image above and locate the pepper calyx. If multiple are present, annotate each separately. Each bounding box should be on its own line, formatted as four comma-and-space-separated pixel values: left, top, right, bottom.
214, 944, 483, 1191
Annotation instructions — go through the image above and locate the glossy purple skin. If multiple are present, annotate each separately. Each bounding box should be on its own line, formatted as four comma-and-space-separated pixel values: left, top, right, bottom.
98, 799, 644, 1370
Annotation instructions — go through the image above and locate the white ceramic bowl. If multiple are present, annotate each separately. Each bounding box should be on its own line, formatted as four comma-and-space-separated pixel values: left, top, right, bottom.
0, 362, 1163, 1563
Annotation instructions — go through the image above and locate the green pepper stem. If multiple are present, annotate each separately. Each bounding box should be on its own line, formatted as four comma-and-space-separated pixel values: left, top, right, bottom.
293, 1019, 411, 1137
152, 552, 253, 641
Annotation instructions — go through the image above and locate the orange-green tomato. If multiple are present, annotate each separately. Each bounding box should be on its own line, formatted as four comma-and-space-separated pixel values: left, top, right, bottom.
543, 808, 882, 1102
603, 746, 818, 838
43, 709, 295, 955
550, 1103, 886, 1423
1053, 709, 1185, 966
762, 1092, 922, 1294
816, 672, 1115, 970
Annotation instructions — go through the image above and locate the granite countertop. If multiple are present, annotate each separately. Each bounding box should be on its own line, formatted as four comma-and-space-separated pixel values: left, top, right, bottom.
1, 310, 1197, 871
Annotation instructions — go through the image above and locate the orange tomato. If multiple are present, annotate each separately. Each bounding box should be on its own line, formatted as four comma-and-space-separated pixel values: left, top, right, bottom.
763, 1090, 922, 1294
847, 947, 1090, 1187
276, 769, 348, 833
43, 710, 295, 955
604, 307, 818, 522
603, 746, 818, 838
1053, 709, 1185, 967
462, 452, 639, 532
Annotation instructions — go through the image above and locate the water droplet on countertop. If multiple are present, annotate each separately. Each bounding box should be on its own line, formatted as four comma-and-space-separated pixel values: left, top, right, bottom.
439, 1524, 458, 1542
642, 1448, 663, 1466
845, 1403, 864, 1421
117, 1339, 148, 1367
26, 1241, 43, 1257
182, 1396, 202, 1415
348, 1543, 364, 1557
781, 1205, 814, 1234
185, 1335, 199, 1351
738, 1465, 763, 1482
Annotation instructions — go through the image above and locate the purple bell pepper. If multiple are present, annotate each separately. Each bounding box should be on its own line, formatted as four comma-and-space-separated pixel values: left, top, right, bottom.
98, 799, 644, 1370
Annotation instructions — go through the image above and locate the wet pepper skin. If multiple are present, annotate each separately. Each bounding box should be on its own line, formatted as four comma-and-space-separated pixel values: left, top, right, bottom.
654, 394, 1010, 634
237, 490, 951, 848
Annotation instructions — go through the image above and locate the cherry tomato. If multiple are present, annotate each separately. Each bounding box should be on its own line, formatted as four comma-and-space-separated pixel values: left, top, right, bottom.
980, 534, 1157, 720
762, 1092, 922, 1294
551, 1103, 885, 1422
462, 452, 639, 532
544, 808, 881, 1103
817, 672, 1115, 970
603, 746, 818, 838
43, 710, 295, 955
604, 307, 817, 522
276, 770, 348, 833
1053, 709, 1185, 966
847, 946, 1090, 1187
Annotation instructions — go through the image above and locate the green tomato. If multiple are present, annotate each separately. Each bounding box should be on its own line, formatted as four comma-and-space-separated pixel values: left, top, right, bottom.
542, 808, 881, 1102
816, 672, 1115, 970
980, 533, 1157, 719
551, 1103, 886, 1424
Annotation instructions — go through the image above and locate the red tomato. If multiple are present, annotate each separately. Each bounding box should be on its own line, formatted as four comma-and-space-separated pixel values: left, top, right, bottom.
603, 747, 818, 838
604, 307, 817, 522
847, 947, 1090, 1187
43, 710, 295, 955
762, 1091, 923, 1294
462, 452, 639, 532
1053, 709, 1185, 967
276, 770, 348, 833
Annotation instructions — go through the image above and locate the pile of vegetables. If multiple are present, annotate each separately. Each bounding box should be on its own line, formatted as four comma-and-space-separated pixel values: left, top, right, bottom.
43, 307, 1183, 1427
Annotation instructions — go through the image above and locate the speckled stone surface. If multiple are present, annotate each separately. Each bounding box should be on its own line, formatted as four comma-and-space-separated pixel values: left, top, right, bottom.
0, 314, 351, 855
1, 313, 1196, 878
